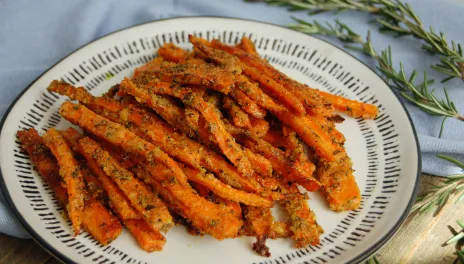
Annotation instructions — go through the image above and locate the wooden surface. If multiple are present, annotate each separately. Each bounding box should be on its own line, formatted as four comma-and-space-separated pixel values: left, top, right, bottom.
1, 174, 462, 264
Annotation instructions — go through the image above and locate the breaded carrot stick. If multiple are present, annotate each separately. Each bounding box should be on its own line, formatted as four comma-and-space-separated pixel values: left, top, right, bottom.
78, 137, 173, 232
229, 89, 266, 119
316, 152, 361, 211
229, 128, 320, 189
234, 75, 287, 114
243, 148, 273, 177
79, 142, 166, 250
249, 118, 270, 138
158, 63, 235, 94
211, 39, 333, 117
315, 90, 378, 119
158, 43, 188, 63
17, 129, 68, 206
181, 166, 273, 207
282, 192, 323, 248
244, 206, 273, 257
17, 129, 122, 245
223, 95, 252, 129
48, 80, 122, 113
136, 160, 243, 240
43, 128, 86, 236
82, 199, 123, 245
273, 110, 341, 162
189, 35, 242, 74
240, 63, 306, 116
236, 36, 259, 57
119, 105, 265, 194
59, 102, 189, 186
121, 78, 255, 177
125, 219, 166, 252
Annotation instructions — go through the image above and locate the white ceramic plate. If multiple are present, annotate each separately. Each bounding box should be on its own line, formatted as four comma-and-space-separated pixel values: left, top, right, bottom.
0, 17, 420, 264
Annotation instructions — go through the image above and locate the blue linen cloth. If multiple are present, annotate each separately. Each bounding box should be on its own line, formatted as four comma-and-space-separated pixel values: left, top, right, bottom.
1, 0, 463, 239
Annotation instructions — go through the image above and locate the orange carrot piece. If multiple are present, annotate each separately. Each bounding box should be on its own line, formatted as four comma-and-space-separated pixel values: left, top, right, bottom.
243, 148, 273, 177
119, 105, 266, 194
234, 75, 286, 114
158, 63, 235, 94
59, 102, 189, 186
223, 95, 252, 129
125, 219, 166, 252
48, 80, 122, 113
244, 206, 273, 257
137, 160, 243, 240
316, 152, 361, 211
282, 192, 323, 248
133, 57, 165, 78
190, 35, 242, 74
121, 78, 255, 177
82, 199, 123, 245
78, 137, 173, 232
43, 128, 86, 236
316, 90, 378, 119
237, 36, 259, 57
229, 88, 266, 119
17, 129, 68, 206
232, 131, 320, 189
181, 166, 273, 207
211, 39, 333, 117
240, 63, 306, 115
18, 129, 122, 245
158, 43, 188, 63
249, 117, 270, 138
273, 110, 341, 162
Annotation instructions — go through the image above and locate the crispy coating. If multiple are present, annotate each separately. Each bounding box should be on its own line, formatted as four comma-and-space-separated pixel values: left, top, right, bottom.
43, 128, 86, 235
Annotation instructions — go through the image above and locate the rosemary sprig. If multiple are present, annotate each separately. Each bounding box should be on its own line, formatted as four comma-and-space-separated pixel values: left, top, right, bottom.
288, 18, 464, 132
253, 0, 464, 82
364, 255, 380, 264
445, 219, 464, 263
411, 155, 464, 214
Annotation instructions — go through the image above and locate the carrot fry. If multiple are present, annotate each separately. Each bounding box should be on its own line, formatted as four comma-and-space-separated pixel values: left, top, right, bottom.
234, 75, 286, 114
243, 148, 273, 177
18, 129, 122, 245
158, 43, 188, 63
249, 117, 270, 138
189, 35, 242, 74
282, 192, 323, 248
223, 95, 252, 129
125, 219, 166, 252
229, 88, 266, 119
316, 90, 379, 119
81, 146, 166, 251
17, 129, 68, 206
82, 199, 123, 245
121, 78, 255, 177
78, 137, 173, 232
273, 110, 341, 162
43, 128, 86, 236
59, 102, 189, 186
211, 39, 333, 117
119, 105, 265, 193
316, 152, 361, 211
102, 84, 120, 98
135, 160, 243, 240
133, 57, 165, 78
48, 80, 122, 113
181, 166, 273, 207
236, 36, 259, 57
244, 206, 273, 257
269, 221, 292, 239
158, 63, 235, 94
230, 130, 320, 189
